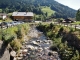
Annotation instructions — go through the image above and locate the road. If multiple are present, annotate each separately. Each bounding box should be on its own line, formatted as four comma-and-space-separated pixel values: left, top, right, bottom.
53, 22, 80, 29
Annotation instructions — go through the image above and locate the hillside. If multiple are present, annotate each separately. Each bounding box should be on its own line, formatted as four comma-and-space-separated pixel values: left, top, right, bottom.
41, 6, 55, 17
0, 0, 77, 19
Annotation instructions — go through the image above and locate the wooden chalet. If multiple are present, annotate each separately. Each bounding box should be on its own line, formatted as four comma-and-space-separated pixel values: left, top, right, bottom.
12, 12, 34, 22
63, 18, 76, 23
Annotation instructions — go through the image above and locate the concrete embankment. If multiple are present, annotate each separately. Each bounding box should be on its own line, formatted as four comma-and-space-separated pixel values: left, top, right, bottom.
0, 41, 10, 60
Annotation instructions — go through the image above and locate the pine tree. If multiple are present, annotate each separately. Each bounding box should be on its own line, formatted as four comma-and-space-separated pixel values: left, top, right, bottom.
76, 9, 80, 21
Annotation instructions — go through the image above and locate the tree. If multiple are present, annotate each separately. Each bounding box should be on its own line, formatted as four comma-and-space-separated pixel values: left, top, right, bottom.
0, 9, 2, 13
76, 9, 80, 21
45, 12, 48, 17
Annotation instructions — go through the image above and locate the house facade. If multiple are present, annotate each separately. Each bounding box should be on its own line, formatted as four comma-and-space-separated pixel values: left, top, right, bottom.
12, 12, 34, 22
0, 13, 7, 19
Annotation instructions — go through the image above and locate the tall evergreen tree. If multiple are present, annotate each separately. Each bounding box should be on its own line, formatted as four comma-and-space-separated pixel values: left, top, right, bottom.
76, 9, 80, 21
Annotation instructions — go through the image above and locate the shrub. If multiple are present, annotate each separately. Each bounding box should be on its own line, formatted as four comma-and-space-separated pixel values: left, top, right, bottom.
0, 29, 2, 40
2, 30, 16, 43
0, 23, 30, 52
50, 23, 54, 29
16, 26, 24, 39
10, 39, 22, 51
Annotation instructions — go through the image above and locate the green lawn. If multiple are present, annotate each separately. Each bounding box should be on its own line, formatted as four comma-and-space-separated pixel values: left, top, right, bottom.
41, 6, 55, 17
8, 13, 12, 15
0, 18, 12, 22
0, 13, 13, 22
72, 21, 80, 25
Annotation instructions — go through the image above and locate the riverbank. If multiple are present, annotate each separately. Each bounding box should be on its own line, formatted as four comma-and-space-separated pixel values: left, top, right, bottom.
37, 23, 80, 60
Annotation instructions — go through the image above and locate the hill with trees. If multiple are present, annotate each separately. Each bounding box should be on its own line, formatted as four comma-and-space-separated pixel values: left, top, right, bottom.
0, 0, 77, 19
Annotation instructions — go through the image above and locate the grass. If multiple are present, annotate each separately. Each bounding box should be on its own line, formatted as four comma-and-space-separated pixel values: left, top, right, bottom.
0, 18, 13, 22
71, 21, 80, 25
0, 23, 30, 51
41, 6, 55, 17
8, 13, 13, 16
33, 6, 55, 20
0, 13, 13, 22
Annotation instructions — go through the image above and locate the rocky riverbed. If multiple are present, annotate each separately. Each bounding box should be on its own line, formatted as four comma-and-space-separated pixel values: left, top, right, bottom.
15, 26, 60, 60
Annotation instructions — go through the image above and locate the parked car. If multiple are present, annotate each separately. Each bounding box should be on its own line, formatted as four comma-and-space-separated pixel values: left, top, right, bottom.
7, 22, 13, 27
19, 21, 24, 24
0, 21, 25, 28
1, 22, 8, 28
10, 21, 18, 26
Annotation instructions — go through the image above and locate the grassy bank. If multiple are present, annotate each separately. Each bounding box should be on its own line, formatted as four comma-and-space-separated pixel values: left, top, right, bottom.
71, 21, 80, 25
37, 23, 80, 60
0, 23, 30, 51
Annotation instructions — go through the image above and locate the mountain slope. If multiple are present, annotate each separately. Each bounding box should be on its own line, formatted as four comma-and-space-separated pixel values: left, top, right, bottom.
0, 0, 77, 18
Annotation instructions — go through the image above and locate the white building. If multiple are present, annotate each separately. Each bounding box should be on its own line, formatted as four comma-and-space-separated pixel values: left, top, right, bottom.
0, 13, 7, 19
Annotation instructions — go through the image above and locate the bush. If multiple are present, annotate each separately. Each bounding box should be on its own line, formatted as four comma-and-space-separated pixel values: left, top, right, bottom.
50, 23, 54, 29
2, 30, 16, 43
37, 23, 80, 60
16, 25, 25, 39
0, 23, 30, 52
10, 39, 22, 51
0, 29, 2, 40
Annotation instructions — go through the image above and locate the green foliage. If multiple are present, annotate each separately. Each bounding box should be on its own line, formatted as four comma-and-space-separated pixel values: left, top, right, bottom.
71, 50, 79, 60
1, 23, 30, 51
50, 23, 54, 29
41, 6, 55, 17
37, 23, 80, 60
2, 31, 15, 43
69, 28, 75, 32
0, 29, 2, 40
16, 26, 23, 39
76, 9, 80, 21
0, 9, 2, 13
0, 0, 76, 18
71, 21, 80, 25
10, 39, 22, 51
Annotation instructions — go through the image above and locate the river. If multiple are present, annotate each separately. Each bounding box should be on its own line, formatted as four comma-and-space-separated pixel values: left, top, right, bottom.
17, 26, 60, 60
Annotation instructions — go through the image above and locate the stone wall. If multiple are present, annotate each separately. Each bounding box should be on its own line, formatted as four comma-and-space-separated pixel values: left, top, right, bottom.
0, 41, 10, 60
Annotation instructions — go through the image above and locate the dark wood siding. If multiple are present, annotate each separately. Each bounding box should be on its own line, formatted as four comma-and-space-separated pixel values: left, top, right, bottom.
13, 16, 33, 21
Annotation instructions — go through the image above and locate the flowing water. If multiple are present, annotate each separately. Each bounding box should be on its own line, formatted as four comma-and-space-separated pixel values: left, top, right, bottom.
18, 26, 60, 60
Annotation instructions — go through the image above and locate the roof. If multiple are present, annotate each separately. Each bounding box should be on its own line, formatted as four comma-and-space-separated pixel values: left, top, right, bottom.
12, 12, 34, 16
26, 12, 34, 16
0, 13, 6, 15
0, 13, 6, 16
0, 13, 7, 19
65, 18, 76, 21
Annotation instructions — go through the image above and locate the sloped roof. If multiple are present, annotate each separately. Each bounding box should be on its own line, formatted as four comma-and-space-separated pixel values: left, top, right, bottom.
0, 13, 6, 18
26, 12, 34, 16
12, 12, 34, 16
0, 13, 6, 16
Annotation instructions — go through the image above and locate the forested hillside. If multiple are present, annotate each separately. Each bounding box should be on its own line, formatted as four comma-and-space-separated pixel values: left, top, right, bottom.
0, 0, 77, 19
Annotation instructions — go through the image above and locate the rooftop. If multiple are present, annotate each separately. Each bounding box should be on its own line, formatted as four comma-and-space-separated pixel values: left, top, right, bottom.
12, 12, 34, 16
0, 13, 6, 16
